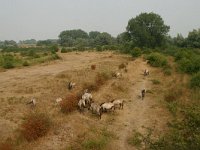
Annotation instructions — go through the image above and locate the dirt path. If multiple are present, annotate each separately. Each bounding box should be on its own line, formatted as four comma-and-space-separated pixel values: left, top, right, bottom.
107, 59, 170, 150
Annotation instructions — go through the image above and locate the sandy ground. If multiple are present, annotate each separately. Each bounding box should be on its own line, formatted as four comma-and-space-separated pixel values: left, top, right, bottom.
0, 51, 171, 150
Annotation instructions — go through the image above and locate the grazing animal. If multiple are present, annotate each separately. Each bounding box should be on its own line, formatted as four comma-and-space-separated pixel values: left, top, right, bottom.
113, 72, 122, 78
78, 99, 86, 112
89, 102, 103, 119
55, 97, 62, 105
144, 69, 149, 76
68, 81, 76, 90
26, 98, 36, 106
82, 92, 93, 106
100, 102, 115, 112
111, 99, 124, 109
141, 89, 146, 100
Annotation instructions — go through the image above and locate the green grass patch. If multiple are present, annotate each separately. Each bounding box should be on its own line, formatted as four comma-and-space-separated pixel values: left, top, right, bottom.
127, 131, 143, 148
166, 101, 178, 116
82, 129, 114, 150
190, 72, 200, 88
151, 79, 161, 85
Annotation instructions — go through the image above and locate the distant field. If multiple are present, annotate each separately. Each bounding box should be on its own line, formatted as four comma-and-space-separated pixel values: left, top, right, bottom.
0, 47, 60, 70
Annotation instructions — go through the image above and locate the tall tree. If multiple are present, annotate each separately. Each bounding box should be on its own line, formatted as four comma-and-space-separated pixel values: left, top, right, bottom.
173, 34, 186, 47
59, 29, 88, 46
126, 12, 170, 48
186, 29, 200, 48
94, 32, 113, 46
89, 31, 101, 39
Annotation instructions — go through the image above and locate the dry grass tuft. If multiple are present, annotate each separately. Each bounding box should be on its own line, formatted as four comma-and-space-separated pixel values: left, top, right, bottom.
82, 71, 112, 92
91, 65, 96, 70
95, 71, 112, 86
164, 87, 183, 103
112, 81, 128, 93
60, 93, 79, 113
21, 112, 51, 141
118, 63, 126, 69
83, 82, 98, 92
0, 142, 13, 150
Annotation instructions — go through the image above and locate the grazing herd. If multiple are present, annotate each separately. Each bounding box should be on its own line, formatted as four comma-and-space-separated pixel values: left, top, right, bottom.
26, 65, 149, 120
78, 93, 125, 119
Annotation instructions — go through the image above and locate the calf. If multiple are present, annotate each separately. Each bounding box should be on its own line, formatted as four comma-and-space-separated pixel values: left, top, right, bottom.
141, 89, 146, 100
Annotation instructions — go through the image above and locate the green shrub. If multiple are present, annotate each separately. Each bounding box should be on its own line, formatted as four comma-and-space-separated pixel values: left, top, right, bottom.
175, 50, 192, 61
151, 105, 200, 150
131, 47, 142, 57
28, 50, 40, 58
51, 54, 60, 60
190, 72, 200, 88
96, 46, 102, 51
2, 54, 15, 69
50, 44, 59, 52
146, 52, 168, 67
175, 50, 200, 74
22, 61, 30, 66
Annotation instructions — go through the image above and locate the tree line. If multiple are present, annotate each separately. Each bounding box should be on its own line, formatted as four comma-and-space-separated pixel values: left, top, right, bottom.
0, 12, 200, 50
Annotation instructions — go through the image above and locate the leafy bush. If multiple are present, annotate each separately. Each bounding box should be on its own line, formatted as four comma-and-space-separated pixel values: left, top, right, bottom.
51, 45, 59, 52
2, 54, 15, 69
175, 50, 200, 74
146, 52, 168, 67
21, 113, 51, 141
131, 47, 142, 57
22, 61, 30, 66
50, 54, 60, 60
61, 48, 68, 53
28, 50, 40, 58
60, 93, 78, 113
96, 46, 102, 51
151, 105, 200, 150
190, 72, 200, 88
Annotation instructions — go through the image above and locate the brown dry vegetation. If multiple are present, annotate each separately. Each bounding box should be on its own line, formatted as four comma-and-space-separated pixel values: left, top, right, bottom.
0, 51, 187, 150
21, 112, 51, 141
60, 93, 79, 113
0, 142, 13, 150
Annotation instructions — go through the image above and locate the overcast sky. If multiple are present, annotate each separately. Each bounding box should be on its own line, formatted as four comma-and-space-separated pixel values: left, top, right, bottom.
0, 0, 200, 41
